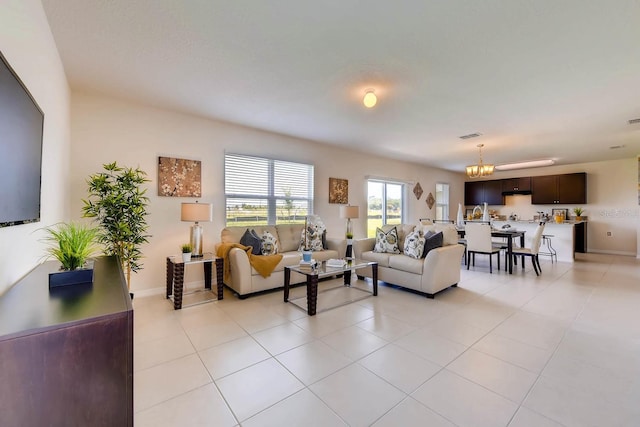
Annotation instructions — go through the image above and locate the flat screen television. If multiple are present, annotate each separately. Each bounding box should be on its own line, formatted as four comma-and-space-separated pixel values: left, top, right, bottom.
0, 51, 44, 228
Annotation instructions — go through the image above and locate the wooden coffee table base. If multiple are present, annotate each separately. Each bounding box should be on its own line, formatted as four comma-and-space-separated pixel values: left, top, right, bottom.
284, 263, 378, 316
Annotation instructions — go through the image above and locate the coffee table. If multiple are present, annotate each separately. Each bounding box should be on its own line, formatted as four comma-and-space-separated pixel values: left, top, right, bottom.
284, 259, 378, 316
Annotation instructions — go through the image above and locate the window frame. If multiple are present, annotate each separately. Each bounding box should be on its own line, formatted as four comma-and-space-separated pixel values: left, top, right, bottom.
224, 153, 314, 226
435, 182, 450, 221
366, 179, 406, 237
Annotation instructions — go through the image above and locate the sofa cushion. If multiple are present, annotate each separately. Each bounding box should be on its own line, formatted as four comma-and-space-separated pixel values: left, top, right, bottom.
434, 223, 459, 246
361, 250, 392, 267
260, 230, 279, 255
403, 230, 425, 259
374, 227, 401, 254
423, 231, 444, 257
417, 223, 458, 246
222, 225, 280, 246
389, 254, 424, 274
240, 229, 262, 255
275, 224, 304, 252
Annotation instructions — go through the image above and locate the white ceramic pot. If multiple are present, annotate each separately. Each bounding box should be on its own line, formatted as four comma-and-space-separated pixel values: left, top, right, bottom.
182, 252, 191, 262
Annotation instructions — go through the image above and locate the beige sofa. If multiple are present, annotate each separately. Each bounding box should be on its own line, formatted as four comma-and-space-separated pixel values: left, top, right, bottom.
218, 225, 345, 298
353, 223, 464, 298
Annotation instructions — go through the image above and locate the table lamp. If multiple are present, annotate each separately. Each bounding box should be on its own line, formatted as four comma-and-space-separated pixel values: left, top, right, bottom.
340, 205, 359, 238
181, 202, 212, 257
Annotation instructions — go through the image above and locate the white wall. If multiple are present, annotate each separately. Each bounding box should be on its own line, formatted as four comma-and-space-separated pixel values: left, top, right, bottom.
482, 159, 639, 256
70, 92, 465, 294
0, 1, 71, 294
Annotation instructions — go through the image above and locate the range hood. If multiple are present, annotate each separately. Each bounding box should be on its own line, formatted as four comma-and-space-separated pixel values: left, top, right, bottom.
502, 189, 532, 195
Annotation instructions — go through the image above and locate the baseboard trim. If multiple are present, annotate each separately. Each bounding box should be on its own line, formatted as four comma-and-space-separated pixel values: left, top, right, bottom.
132, 286, 165, 298
587, 249, 637, 257
132, 280, 207, 298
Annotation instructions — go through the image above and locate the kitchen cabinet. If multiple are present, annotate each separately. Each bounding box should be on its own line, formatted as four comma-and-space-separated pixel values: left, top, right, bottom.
502, 177, 531, 193
464, 180, 504, 205
531, 172, 586, 204
574, 221, 587, 253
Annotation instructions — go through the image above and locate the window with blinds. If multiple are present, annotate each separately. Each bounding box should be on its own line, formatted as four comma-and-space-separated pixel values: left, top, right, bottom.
225, 153, 314, 226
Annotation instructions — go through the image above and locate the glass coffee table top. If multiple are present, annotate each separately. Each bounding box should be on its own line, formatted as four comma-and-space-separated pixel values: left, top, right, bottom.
287, 258, 375, 277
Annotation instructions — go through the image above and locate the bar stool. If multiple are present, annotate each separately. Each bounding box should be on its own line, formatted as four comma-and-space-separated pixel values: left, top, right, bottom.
539, 234, 557, 263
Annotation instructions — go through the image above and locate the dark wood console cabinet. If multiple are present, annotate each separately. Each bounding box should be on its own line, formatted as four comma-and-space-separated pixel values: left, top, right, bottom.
0, 256, 133, 427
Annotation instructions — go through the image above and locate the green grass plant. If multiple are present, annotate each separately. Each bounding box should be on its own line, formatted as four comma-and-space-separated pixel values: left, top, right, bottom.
43, 222, 99, 271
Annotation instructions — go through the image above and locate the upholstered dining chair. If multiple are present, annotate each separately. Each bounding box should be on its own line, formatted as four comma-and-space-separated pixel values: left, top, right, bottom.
465, 223, 501, 273
511, 222, 545, 276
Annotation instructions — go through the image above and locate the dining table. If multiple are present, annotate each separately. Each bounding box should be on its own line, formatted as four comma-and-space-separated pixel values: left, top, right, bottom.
457, 227, 526, 274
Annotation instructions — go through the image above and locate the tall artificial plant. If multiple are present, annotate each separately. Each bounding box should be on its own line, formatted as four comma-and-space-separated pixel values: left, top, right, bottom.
82, 162, 151, 289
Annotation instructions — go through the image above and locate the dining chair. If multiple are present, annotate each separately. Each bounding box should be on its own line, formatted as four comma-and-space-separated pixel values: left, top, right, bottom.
465, 223, 501, 273
511, 223, 545, 276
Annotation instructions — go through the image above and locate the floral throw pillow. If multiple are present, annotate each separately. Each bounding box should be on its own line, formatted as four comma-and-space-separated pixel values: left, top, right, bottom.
299, 215, 327, 251
374, 227, 401, 254
299, 225, 326, 251
260, 230, 279, 255
403, 230, 425, 259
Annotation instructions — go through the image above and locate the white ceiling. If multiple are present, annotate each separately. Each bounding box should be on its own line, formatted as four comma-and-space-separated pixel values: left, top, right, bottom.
41, 0, 640, 172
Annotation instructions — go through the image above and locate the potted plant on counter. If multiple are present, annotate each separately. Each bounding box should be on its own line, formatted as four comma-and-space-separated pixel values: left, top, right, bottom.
43, 222, 99, 288
181, 243, 193, 262
573, 207, 584, 221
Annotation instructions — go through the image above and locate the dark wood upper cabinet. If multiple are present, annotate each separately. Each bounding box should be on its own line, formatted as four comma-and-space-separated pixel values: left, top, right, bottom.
464, 180, 504, 205
531, 173, 586, 204
502, 177, 531, 193
484, 180, 504, 205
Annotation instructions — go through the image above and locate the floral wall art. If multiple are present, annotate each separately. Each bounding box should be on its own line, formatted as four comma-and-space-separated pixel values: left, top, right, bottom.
158, 156, 202, 197
329, 178, 348, 204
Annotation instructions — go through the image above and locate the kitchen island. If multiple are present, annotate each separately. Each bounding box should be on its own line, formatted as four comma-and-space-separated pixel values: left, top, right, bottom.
492, 220, 586, 263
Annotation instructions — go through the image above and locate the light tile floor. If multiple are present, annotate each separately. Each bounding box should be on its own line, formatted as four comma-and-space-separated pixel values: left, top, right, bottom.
133, 253, 640, 426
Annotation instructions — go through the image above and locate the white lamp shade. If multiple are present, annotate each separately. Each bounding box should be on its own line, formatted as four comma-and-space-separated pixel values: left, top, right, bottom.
340, 205, 359, 219
181, 203, 212, 222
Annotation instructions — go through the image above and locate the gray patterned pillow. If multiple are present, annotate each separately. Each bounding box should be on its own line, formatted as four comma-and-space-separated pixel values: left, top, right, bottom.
240, 229, 262, 255
403, 230, 425, 259
374, 227, 401, 254
423, 231, 443, 258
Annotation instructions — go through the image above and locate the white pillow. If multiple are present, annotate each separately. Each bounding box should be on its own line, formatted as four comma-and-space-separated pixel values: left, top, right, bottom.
403, 230, 425, 259
260, 230, 279, 255
374, 227, 401, 254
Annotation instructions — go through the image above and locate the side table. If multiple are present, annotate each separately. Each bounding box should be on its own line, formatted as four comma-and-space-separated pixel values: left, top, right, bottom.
166, 253, 223, 310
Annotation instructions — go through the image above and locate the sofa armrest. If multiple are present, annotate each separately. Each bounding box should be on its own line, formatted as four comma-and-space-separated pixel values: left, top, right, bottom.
325, 237, 347, 256
353, 238, 375, 259
421, 243, 465, 293
227, 247, 253, 295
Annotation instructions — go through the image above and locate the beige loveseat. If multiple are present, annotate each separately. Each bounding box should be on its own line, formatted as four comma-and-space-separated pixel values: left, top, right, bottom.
218, 225, 345, 298
353, 223, 464, 298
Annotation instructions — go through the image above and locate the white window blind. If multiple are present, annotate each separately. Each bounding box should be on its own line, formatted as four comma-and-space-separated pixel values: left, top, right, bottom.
225, 153, 314, 226
435, 182, 450, 221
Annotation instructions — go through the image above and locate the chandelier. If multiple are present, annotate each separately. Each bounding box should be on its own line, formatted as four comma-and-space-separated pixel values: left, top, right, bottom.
466, 144, 494, 178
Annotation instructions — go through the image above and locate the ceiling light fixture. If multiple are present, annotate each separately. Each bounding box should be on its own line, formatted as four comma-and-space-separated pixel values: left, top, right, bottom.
495, 159, 555, 171
466, 144, 494, 178
363, 90, 377, 108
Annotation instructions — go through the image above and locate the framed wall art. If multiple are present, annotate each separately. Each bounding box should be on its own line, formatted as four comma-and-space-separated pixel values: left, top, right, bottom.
158, 156, 202, 197
413, 182, 423, 200
329, 178, 348, 204
426, 192, 435, 210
